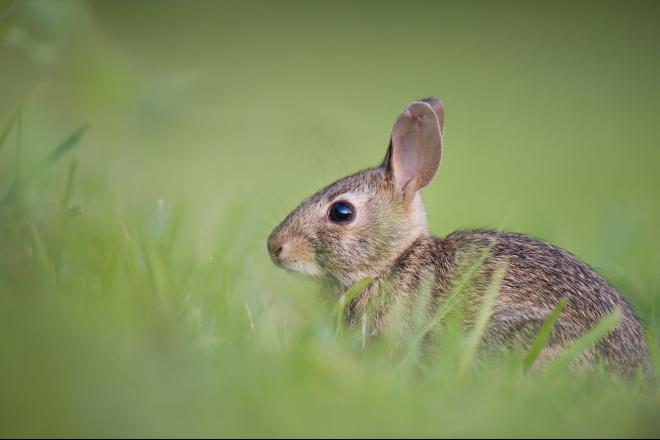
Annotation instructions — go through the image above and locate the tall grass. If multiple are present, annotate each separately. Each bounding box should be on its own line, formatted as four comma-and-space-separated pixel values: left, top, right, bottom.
0, 117, 658, 437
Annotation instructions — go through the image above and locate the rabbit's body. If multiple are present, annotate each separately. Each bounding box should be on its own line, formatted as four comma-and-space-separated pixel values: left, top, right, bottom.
268, 97, 651, 377
346, 228, 650, 376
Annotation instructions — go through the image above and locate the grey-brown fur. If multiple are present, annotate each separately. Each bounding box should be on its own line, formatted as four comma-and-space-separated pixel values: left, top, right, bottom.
267, 97, 651, 378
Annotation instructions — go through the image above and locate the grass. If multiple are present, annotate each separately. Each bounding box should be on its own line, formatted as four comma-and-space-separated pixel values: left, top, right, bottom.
523, 298, 568, 372
1, 0, 660, 437
0, 107, 657, 438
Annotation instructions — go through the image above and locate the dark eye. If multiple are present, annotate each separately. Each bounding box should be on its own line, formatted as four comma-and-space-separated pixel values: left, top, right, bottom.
329, 201, 355, 223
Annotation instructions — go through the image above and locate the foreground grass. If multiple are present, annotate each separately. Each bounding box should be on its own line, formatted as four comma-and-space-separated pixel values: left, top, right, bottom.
0, 118, 658, 438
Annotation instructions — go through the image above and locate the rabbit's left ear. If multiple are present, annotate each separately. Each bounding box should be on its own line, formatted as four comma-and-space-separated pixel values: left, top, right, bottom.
383, 98, 444, 196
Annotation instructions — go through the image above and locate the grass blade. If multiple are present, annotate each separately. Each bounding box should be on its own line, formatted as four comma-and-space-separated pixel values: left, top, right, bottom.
396, 279, 466, 371
332, 276, 374, 321
1, 123, 89, 207
60, 159, 79, 211
0, 108, 19, 153
458, 262, 507, 376
28, 223, 54, 286
387, 211, 509, 372
44, 123, 89, 165
396, 246, 500, 372
523, 298, 568, 372
544, 307, 622, 376
332, 276, 373, 338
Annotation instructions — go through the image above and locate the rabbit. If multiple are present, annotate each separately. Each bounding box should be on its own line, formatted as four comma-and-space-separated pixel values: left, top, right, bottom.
267, 97, 651, 377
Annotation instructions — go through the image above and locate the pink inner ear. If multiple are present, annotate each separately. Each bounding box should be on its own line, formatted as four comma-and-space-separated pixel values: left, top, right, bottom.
390, 102, 442, 195
392, 110, 420, 191
393, 140, 420, 192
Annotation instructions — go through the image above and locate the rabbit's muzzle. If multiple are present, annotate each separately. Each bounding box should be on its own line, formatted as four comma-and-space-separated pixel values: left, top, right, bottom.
267, 233, 285, 266
267, 230, 323, 276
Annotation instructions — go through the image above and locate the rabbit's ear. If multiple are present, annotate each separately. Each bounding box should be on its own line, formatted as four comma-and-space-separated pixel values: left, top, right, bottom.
383, 100, 443, 196
420, 97, 445, 134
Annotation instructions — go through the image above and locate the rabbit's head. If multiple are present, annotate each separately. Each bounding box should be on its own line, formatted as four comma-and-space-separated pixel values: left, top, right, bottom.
268, 98, 444, 288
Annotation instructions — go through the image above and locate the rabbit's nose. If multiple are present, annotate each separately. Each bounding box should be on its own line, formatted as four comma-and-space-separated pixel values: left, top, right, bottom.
267, 235, 284, 264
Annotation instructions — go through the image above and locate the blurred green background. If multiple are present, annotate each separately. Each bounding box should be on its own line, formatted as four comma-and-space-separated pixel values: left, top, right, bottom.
1, 0, 659, 437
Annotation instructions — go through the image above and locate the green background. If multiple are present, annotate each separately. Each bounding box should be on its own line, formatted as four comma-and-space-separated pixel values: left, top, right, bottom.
1, 0, 659, 436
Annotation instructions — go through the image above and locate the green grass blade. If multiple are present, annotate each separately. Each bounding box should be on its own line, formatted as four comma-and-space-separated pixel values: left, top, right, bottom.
458, 262, 507, 376
60, 159, 79, 211
396, 246, 499, 372
523, 298, 568, 372
544, 307, 622, 376
44, 123, 89, 165
0, 108, 19, 154
28, 223, 54, 286
331, 276, 374, 321
396, 278, 467, 371
332, 276, 374, 338
62, 205, 84, 219
1, 123, 89, 207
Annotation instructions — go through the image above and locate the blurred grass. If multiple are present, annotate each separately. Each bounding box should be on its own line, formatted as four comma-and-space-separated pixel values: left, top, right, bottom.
1, 0, 660, 436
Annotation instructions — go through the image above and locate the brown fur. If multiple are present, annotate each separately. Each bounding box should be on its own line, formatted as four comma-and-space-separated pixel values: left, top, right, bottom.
268, 98, 651, 378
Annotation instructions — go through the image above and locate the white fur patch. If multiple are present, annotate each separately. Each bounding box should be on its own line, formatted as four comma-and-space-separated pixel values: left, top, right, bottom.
409, 192, 429, 233
285, 260, 323, 277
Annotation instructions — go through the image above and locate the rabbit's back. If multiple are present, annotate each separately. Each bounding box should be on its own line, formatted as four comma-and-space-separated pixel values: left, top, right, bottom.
432, 229, 651, 376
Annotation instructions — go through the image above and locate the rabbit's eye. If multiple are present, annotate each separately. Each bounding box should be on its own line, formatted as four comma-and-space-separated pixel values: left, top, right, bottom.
329, 201, 355, 223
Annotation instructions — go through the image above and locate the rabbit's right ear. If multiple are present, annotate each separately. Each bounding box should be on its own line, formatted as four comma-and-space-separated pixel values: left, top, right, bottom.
382, 99, 444, 197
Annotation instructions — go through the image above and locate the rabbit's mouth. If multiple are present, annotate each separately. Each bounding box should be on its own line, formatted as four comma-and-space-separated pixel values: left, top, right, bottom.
267, 233, 323, 277
281, 260, 324, 277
